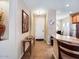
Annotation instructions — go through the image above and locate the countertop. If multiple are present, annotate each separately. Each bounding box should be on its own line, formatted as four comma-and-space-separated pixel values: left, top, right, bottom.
53, 34, 79, 45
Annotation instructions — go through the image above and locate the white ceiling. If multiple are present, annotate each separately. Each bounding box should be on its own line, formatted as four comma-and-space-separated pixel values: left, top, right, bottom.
24, 0, 79, 18
24, 0, 79, 12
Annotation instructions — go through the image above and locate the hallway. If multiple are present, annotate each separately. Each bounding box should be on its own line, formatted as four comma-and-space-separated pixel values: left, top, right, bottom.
22, 41, 55, 59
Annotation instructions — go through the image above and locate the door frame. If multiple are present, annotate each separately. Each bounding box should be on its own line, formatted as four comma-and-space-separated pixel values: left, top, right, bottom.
33, 14, 48, 41
34, 15, 46, 40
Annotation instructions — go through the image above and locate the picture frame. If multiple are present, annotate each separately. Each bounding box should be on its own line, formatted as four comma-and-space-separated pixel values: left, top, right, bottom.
22, 10, 29, 33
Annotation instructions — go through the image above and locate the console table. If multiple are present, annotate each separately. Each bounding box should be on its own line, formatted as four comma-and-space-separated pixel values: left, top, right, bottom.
26, 35, 35, 46
23, 39, 31, 55
22, 35, 35, 55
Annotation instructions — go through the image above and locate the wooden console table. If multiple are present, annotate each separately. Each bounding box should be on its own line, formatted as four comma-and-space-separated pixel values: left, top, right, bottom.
26, 35, 35, 46
22, 35, 35, 55
23, 39, 31, 55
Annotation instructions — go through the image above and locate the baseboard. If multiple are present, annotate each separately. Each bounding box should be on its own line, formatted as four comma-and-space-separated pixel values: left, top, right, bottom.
36, 39, 44, 41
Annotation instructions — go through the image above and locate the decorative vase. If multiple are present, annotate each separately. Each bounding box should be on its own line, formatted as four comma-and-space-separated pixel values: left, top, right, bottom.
0, 24, 5, 40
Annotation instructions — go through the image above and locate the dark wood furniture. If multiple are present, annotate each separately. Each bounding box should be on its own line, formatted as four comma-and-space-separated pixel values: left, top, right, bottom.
57, 40, 79, 59
71, 12, 79, 38
52, 34, 79, 59
71, 12, 79, 24
27, 35, 35, 46
22, 35, 35, 55
23, 39, 31, 55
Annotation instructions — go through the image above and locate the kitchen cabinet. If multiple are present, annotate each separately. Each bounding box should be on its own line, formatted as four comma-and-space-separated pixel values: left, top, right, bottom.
71, 13, 79, 23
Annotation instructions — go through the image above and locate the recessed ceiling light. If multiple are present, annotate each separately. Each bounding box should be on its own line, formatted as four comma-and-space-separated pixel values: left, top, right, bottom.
33, 9, 46, 15
69, 11, 72, 14
66, 4, 70, 7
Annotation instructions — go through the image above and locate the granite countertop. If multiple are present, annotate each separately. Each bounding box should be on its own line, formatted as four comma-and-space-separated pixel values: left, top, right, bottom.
53, 34, 79, 46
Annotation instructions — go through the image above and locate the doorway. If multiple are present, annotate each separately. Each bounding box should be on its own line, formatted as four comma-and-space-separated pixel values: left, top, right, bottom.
34, 15, 46, 40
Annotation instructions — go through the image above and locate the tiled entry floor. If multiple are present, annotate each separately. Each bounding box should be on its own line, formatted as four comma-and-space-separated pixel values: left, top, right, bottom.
21, 41, 55, 59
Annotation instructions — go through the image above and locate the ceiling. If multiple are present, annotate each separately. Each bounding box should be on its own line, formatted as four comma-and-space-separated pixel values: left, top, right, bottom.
24, 0, 79, 18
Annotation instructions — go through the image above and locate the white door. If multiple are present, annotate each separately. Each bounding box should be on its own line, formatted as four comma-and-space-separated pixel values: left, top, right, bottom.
35, 16, 45, 39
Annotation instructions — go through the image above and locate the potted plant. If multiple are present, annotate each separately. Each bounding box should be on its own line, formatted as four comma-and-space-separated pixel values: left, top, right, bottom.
0, 9, 5, 40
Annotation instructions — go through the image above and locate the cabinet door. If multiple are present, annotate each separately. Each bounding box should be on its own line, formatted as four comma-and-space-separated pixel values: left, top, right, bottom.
77, 15, 79, 23
72, 16, 77, 23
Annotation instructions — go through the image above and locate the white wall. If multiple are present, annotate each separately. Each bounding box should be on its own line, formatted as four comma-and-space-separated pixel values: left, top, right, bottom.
9, 0, 31, 58
16, 0, 31, 59
62, 16, 71, 36
0, 1, 9, 59
56, 15, 71, 36
56, 20, 62, 31
48, 9, 56, 44
48, 9, 59, 59
0, 0, 30, 59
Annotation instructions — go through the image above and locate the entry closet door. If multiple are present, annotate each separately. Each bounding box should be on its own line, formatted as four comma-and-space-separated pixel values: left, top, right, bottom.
35, 16, 45, 39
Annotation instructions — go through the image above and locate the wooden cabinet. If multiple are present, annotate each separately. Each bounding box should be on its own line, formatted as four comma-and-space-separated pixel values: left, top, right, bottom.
71, 13, 79, 23
77, 15, 79, 22
72, 15, 77, 23
71, 12, 79, 38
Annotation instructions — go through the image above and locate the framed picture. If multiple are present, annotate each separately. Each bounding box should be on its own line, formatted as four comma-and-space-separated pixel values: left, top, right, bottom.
22, 10, 29, 33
